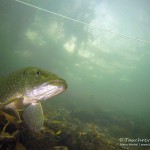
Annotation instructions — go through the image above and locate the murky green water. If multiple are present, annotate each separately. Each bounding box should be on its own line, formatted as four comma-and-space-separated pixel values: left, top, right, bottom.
0, 0, 150, 149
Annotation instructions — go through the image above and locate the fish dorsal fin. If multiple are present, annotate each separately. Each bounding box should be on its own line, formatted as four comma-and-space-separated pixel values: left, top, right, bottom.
23, 102, 43, 132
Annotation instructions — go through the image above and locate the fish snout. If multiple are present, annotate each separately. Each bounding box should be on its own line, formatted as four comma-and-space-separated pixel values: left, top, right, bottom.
51, 79, 68, 90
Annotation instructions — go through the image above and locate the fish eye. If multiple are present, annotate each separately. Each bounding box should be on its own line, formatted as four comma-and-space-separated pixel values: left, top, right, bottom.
36, 70, 42, 77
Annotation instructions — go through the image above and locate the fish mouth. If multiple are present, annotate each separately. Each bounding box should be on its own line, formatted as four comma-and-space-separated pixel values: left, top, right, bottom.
24, 79, 67, 104
49, 79, 67, 90
46, 79, 67, 98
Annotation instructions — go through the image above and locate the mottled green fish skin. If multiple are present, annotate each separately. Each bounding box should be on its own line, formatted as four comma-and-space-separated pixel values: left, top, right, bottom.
0, 67, 67, 109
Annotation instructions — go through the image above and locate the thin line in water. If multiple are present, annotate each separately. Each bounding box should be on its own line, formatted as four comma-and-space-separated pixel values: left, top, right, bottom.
15, 0, 150, 44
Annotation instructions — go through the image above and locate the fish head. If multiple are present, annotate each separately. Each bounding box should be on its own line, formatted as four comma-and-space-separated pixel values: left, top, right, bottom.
22, 67, 67, 104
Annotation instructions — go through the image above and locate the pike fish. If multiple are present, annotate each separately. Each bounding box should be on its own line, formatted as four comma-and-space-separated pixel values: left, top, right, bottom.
0, 67, 67, 132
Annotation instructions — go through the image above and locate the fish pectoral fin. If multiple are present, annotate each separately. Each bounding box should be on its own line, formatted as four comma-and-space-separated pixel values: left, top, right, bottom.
2, 108, 21, 123
23, 102, 44, 132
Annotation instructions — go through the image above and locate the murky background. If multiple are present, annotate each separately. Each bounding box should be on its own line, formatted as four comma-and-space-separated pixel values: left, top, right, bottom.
1, 0, 150, 147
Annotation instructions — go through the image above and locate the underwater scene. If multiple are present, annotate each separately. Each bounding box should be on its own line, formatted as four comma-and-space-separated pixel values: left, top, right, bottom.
0, 0, 150, 149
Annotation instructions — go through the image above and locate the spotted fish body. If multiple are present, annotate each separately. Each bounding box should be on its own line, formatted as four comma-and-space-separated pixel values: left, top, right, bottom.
0, 67, 67, 131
